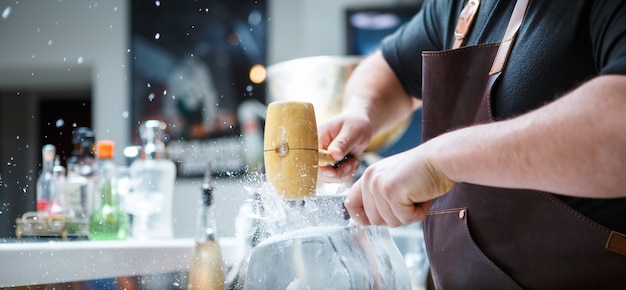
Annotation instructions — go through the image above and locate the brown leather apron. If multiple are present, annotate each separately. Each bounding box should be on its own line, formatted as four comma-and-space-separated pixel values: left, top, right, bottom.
421, 0, 626, 289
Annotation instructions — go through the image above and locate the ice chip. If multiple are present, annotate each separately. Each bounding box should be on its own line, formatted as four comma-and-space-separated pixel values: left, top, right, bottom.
2, 6, 11, 19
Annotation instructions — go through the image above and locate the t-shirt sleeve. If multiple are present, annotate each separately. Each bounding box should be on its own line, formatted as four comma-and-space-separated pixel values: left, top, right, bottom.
591, 0, 626, 75
380, 0, 447, 99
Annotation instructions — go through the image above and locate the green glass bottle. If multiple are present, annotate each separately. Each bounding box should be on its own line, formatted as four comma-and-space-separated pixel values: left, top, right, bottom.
89, 140, 129, 240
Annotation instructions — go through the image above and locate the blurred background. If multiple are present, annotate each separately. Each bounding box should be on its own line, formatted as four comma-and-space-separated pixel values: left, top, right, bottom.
0, 0, 423, 239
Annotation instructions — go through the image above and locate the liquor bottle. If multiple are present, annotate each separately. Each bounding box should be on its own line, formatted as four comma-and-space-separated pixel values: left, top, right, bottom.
65, 128, 96, 228
128, 120, 176, 239
48, 156, 70, 217
89, 140, 129, 240
65, 162, 90, 238
36, 144, 56, 212
65, 160, 89, 226
187, 165, 225, 290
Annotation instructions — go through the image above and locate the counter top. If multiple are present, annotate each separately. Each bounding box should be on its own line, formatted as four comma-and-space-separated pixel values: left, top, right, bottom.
0, 238, 238, 287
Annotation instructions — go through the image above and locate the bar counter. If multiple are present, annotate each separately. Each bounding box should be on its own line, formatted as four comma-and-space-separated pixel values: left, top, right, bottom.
0, 238, 237, 288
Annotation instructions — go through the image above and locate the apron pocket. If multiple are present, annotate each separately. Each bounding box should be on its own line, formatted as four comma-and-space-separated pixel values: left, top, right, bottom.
424, 208, 523, 290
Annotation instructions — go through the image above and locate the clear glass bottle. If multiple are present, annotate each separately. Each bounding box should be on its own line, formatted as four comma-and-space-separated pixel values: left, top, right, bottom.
89, 140, 129, 240
36, 144, 56, 212
48, 156, 70, 217
187, 165, 225, 290
65, 161, 89, 225
66, 127, 97, 220
128, 120, 176, 239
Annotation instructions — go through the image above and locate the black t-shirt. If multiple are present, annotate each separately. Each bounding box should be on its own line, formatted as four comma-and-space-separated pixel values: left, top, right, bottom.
381, 0, 626, 233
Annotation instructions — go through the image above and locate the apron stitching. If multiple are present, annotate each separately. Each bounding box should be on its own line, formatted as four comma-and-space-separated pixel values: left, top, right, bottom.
486, 73, 500, 120
461, 209, 525, 289
541, 192, 612, 234
422, 43, 500, 57
425, 209, 525, 289
427, 207, 466, 216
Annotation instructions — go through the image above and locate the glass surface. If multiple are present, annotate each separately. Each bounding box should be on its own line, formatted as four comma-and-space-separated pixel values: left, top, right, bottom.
89, 157, 129, 241
245, 225, 411, 290
238, 183, 412, 290
128, 158, 176, 239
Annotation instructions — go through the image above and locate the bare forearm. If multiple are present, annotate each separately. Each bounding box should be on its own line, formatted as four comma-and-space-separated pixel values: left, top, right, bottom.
343, 51, 417, 136
428, 75, 626, 198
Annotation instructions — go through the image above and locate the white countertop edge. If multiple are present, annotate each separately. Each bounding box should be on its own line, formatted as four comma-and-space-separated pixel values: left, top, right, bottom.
0, 237, 239, 287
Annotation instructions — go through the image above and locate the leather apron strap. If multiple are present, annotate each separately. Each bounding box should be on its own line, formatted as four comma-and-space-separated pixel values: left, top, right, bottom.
452, 0, 480, 49
479, 0, 530, 117
489, 0, 529, 75
453, 0, 529, 71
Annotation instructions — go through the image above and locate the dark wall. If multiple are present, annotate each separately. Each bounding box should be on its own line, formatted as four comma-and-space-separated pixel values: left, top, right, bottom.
0, 91, 91, 239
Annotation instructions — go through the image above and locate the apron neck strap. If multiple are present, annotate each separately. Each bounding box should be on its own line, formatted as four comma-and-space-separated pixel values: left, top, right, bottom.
489, 0, 530, 75
453, 0, 480, 49
452, 0, 531, 75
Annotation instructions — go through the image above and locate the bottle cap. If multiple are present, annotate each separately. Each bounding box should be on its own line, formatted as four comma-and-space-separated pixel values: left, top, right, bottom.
72, 127, 93, 144
202, 162, 213, 206
97, 140, 115, 159
42, 144, 56, 162
72, 127, 95, 158
139, 120, 168, 159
